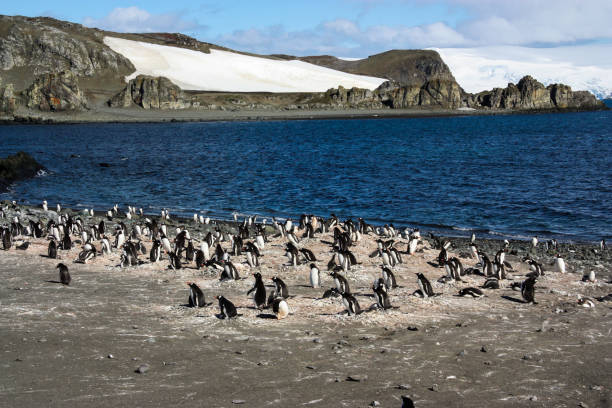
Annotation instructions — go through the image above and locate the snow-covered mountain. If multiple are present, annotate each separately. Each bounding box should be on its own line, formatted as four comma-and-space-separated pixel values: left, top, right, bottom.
433, 45, 612, 99
104, 37, 386, 93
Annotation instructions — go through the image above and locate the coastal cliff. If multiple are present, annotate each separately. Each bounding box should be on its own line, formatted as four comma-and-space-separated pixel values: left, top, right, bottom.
0, 14, 606, 122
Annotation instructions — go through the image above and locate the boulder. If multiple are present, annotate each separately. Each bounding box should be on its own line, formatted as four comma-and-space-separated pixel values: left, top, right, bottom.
23, 71, 88, 111
0, 152, 46, 192
109, 76, 189, 109
0, 78, 16, 114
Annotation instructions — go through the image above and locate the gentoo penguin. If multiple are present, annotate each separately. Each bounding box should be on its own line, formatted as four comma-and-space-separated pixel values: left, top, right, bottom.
479, 252, 494, 276
330, 270, 350, 294
187, 282, 208, 307
521, 276, 537, 304
300, 248, 317, 262
57, 263, 71, 285
2, 229, 11, 250
458, 287, 484, 298
48, 239, 57, 259
42, 200, 48, 212
381, 266, 398, 289
246, 273, 267, 309
220, 260, 239, 281
531, 236, 538, 248
309, 263, 320, 288
76, 247, 96, 264
577, 297, 596, 308
482, 277, 500, 289
416, 273, 434, 297
271, 297, 289, 320
150, 239, 161, 262
341, 292, 361, 316
195, 250, 205, 269
407, 236, 418, 255
582, 270, 596, 283
168, 252, 182, 270
401, 395, 415, 408
61, 233, 71, 251
600, 239, 607, 252
56, 203, 61, 213
271, 276, 289, 299
373, 280, 392, 310
101, 236, 111, 255
471, 233, 476, 243
215, 295, 238, 319
553, 254, 566, 273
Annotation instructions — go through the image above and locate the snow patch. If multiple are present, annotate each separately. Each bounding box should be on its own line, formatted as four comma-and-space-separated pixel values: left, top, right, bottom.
433, 45, 612, 99
104, 37, 385, 93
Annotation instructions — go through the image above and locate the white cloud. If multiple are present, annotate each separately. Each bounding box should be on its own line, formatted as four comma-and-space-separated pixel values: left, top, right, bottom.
83, 6, 204, 33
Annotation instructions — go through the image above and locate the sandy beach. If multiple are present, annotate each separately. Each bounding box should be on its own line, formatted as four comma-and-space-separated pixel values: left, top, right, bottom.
0, 203, 610, 407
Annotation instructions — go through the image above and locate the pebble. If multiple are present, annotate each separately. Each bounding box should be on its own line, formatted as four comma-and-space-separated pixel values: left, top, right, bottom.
346, 375, 367, 382
579, 402, 589, 408
396, 384, 411, 390
135, 364, 149, 374
429, 384, 439, 392
232, 400, 245, 404
313, 338, 322, 344
107, 354, 114, 359
370, 401, 380, 407
522, 354, 533, 361
529, 396, 537, 402
306, 366, 316, 370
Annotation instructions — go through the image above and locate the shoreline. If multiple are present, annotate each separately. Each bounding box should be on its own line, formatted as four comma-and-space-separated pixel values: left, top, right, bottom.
1, 104, 608, 125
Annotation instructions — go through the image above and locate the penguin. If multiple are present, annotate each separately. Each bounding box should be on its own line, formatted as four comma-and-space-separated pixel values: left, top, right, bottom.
61, 233, 71, 251
341, 292, 361, 316
449, 257, 464, 277
48, 239, 57, 259
416, 273, 434, 297
470, 232, 476, 243
330, 270, 350, 294
553, 254, 566, 273
246, 272, 267, 309
480, 252, 494, 276
407, 236, 418, 255
271, 297, 289, 320
577, 297, 596, 308
600, 239, 606, 252
187, 282, 208, 307
309, 263, 320, 288
76, 248, 96, 264
42, 200, 48, 212
401, 395, 415, 408
101, 236, 111, 255
373, 280, 392, 310
381, 266, 398, 289
168, 252, 182, 270
220, 260, 239, 281
150, 239, 161, 262
215, 295, 238, 319
582, 270, 596, 283
57, 263, 71, 285
200, 240, 210, 261
271, 276, 289, 299
15, 241, 29, 250
195, 250, 205, 269
300, 248, 317, 262
458, 287, 484, 298
521, 276, 537, 304
2, 228, 11, 250
531, 236, 538, 248
482, 277, 500, 289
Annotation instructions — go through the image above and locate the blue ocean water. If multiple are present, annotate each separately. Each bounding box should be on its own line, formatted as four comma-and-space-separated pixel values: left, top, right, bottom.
1, 105, 611, 242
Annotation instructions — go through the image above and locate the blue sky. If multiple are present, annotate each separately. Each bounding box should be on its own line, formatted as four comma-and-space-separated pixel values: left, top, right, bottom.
3, 0, 612, 56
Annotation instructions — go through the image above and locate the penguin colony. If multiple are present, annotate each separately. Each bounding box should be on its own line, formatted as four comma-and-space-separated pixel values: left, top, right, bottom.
0, 200, 610, 321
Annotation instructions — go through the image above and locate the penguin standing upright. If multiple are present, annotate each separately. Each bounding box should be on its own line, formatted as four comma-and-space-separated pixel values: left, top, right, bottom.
341, 292, 361, 316
48, 239, 57, 259
187, 282, 207, 307
416, 273, 434, 297
271, 276, 289, 299
215, 295, 238, 319
246, 273, 267, 309
309, 263, 320, 288
553, 254, 566, 273
381, 266, 398, 289
150, 239, 161, 262
373, 280, 392, 310
521, 276, 537, 304
57, 263, 71, 285
330, 270, 350, 294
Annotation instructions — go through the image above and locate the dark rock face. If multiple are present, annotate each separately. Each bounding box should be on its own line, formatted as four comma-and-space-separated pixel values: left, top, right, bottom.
23, 71, 88, 111
0, 152, 45, 192
109, 76, 188, 109
0, 15, 134, 85
471, 76, 605, 111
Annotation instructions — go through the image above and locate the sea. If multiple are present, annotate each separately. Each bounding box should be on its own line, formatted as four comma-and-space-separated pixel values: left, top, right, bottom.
1, 102, 611, 242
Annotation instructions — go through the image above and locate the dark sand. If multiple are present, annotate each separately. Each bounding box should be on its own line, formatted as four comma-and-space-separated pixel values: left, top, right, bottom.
1, 205, 611, 407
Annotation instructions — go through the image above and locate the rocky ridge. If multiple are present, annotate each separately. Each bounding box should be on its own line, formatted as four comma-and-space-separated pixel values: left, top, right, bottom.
108, 75, 188, 110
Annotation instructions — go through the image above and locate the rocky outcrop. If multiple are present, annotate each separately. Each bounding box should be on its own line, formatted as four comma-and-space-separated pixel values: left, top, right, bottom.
109, 76, 189, 109
0, 77, 15, 114
471, 76, 605, 111
23, 71, 88, 111
0, 152, 45, 192
0, 15, 134, 87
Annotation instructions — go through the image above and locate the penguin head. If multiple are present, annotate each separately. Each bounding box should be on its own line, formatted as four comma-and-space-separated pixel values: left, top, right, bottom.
310, 263, 316, 269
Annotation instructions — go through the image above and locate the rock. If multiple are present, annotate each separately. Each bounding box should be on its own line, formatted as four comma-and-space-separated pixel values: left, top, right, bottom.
0, 152, 46, 192
578, 402, 589, 408
529, 396, 538, 402
346, 375, 367, 382
109, 75, 189, 110
480, 346, 487, 353
396, 384, 412, 390
0, 80, 16, 114
23, 71, 88, 111
231, 400, 246, 404
135, 364, 149, 374
429, 383, 439, 392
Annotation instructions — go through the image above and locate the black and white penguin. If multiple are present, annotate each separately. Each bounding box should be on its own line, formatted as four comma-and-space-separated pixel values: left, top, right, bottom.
521, 276, 537, 304
482, 277, 500, 289
168, 252, 182, 270
195, 249, 205, 269
61, 232, 71, 251
479, 252, 494, 276
150, 239, 161, 262
381, 266, 398, 289
57, 263, 71, 285
330, 269, 350, 294
407, 236, 418, 255
416, 273, 434, 297
187, 282, 208, 307
48, 239, 57, 259
300, 248, 317, 262
309, 263, 320, 288
271, 296, 289, 320
458, 287, 484, 298
373, 280, 392, 310
271, 276, 289, 299
449, 257, 464, 277
553, 253, 566, 273
341, 292, 361, 316
76, 247, 96, 264
246, 272, 267, 310
215, 295, 238, 319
